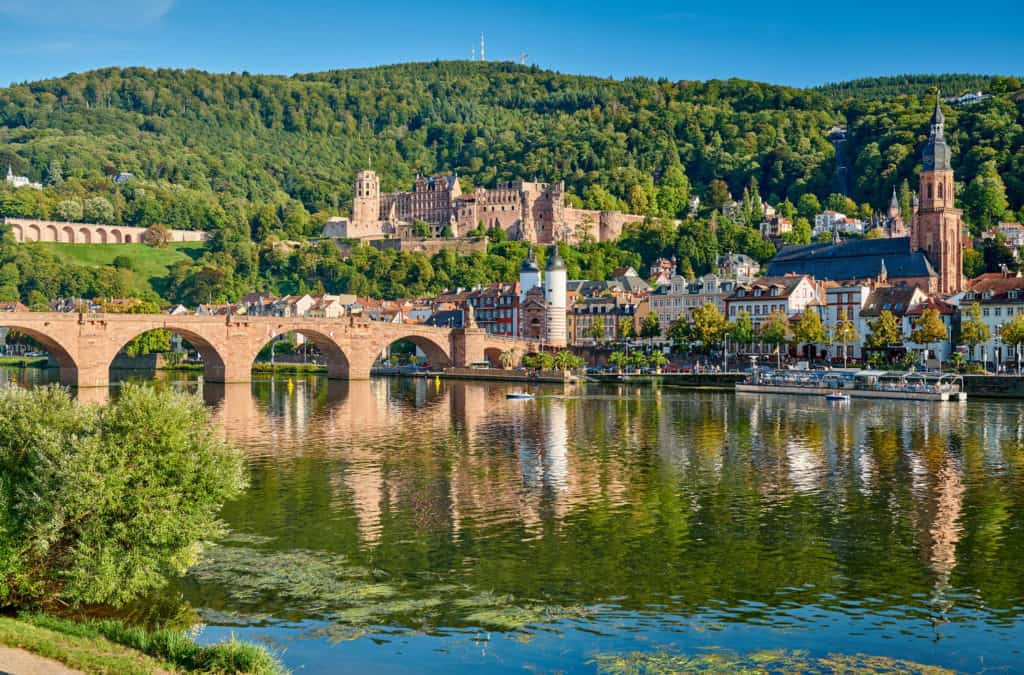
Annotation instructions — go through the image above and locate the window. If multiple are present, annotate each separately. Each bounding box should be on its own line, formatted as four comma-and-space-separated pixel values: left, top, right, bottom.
995, 307, 1002, 317
983, 308, 990, 317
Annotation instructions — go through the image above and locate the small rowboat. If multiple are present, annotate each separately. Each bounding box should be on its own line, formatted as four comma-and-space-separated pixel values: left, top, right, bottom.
824, 392, 850, 402
506, 392, 535, 400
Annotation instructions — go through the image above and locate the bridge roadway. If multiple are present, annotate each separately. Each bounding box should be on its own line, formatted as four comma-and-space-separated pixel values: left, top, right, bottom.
1, 312, 536, 388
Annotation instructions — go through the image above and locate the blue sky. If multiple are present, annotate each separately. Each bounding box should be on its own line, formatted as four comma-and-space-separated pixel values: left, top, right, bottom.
1, 0, 1021, 87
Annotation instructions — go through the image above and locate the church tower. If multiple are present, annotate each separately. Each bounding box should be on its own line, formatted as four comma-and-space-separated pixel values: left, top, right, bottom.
352, 170, 380, 225
912, 96, 964, 294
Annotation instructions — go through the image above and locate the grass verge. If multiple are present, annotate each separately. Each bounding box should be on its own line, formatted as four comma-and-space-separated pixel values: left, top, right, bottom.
252, 363, 326, 374
0, 356, 49, 367
3, 614, 286, 674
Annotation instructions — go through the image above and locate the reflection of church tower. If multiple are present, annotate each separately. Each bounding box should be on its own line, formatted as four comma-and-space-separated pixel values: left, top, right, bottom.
913, 97, 964, 293
352, 170, 380, 225
544, 247, 567, 346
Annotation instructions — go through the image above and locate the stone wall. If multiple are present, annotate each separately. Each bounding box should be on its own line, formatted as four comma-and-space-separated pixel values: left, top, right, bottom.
4, 218, 207, 245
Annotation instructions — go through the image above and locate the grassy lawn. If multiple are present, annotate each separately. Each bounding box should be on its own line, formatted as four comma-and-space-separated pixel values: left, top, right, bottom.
36, 242, 207, 295
0, 614, 285, 674
0, 616, 177, 674
0, 356, 49, 367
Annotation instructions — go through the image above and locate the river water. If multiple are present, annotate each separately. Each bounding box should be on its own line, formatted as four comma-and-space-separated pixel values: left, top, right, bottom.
5, 368, 1024, 673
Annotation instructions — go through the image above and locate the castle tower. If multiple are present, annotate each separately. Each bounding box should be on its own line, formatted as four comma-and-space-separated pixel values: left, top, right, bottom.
352, 170, 380, 225
544, 246, 567, 347
519, 247, 541, 301
912, 96, 964, 293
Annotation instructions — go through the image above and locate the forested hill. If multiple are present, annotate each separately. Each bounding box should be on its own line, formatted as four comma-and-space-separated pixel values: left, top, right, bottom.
813, 74, 1000, 100
2, 61, 1021, 234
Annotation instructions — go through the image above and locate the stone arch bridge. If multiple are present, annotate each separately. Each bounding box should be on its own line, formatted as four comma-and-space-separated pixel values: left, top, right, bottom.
1, 313, 536, 388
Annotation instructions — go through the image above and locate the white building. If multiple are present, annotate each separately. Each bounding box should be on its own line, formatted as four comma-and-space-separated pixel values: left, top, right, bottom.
821, 282, 872, 361
650, 272, 743, 336
725, 274, 820, 327
544, 248, 568, 346
813, 210, 864, 237
961, 273, 1024, 367
5, 165, 42, 190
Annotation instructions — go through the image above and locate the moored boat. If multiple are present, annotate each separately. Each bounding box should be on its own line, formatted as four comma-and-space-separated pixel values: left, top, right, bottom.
737, 368, 966, 402
506, 392, 535, 400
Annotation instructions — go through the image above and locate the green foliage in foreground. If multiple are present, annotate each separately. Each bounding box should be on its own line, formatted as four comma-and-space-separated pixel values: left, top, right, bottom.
0, 384, 248, 609
592, 649, 954, 674
15, 613, 285, 674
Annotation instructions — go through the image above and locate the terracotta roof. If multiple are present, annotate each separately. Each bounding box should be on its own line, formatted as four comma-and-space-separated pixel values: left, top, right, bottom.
906, 296, 957, 316
965, 274, 1024, 303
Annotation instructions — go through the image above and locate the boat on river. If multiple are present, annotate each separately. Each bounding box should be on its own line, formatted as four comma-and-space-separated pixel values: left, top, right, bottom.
737, 368, 966, 402
506, 392, 535, 400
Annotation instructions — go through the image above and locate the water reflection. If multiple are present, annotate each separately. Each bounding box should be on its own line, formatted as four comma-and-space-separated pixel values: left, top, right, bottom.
5, 368, 1024, 672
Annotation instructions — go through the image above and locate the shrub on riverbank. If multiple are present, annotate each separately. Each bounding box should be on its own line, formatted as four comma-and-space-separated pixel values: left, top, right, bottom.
0, 384, 248, 610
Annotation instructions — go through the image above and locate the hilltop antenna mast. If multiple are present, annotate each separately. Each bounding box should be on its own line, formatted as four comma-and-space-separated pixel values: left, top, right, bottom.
519, 52, 528, 65
471, 47, 475, 61
480, 32, 485, 62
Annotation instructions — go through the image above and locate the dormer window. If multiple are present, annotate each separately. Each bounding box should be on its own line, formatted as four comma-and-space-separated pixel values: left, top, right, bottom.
1009, 291, 1020, 300
983, 290, 995, 300
754, 289, 763, 297
770, 287, 780, 297
964, 292, 975, 300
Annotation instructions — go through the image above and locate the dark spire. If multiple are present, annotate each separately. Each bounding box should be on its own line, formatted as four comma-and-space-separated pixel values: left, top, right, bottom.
545, 245, 566, 271
922, 93, 952, 172
889, 186, 900, 215
520, 246, 540, 273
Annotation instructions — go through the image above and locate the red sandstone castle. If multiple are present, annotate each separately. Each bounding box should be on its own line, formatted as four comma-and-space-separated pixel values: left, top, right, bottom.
323, 169, 644, 245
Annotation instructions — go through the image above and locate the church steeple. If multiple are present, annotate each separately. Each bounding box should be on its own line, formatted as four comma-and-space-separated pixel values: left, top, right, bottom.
922, 94, 952, 172
888, 186, 900, 218
912, 91, 963, 294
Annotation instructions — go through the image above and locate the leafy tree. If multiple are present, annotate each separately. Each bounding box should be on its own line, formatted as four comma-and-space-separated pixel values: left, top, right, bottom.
0, 385, 247, 609
1000, 313, 1024, 373
759, 310, 791, 368
586, 320, 606, 341
729, 309, 754, 345
959, 302, 990, 360
617, 316, 635, 341
963, 248, 985, 279
82, 197, 115, 224
112, 255, 135, 271
411, 221, 432, 238
792, 308, 826, 361
553, 349, 583, 371
142, 224, 171, 248
54, 199, 83, 222
639, 311, 661, 340
655, 165, 691, 218
691, 302, 727, 348
608, 350, 627, 372
866, 310, 903, 351
796, 193, 821, 220
667, 317, 690, 350
961, 160, 1009, 232
910, 308, 947, 361
646, 350, 669, 372
833, 309, 861, 367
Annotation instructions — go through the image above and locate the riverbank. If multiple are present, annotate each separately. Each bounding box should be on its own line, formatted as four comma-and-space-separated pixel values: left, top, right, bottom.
0, 355, 49, 367
0, 614, 284, 674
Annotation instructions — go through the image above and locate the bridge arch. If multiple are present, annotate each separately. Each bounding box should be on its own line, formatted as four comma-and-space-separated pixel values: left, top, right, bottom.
0, 322, 79, 386
484, 347, 504, 367
105, 326, 228, 384
252, 328, 352, 379
377, 332, 452, 370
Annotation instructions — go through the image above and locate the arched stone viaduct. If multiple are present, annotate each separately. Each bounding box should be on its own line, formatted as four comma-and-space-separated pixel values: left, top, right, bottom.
1, 313, 536, 388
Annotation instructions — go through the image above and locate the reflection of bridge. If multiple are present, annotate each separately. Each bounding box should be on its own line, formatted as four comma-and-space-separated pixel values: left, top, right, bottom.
2, 313, 535, 387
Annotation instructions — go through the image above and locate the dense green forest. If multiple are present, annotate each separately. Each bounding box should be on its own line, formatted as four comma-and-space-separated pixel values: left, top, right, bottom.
0, 62, 1022, 306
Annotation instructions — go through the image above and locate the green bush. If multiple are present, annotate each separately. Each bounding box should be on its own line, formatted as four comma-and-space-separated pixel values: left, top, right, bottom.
0, 384, 248, 610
